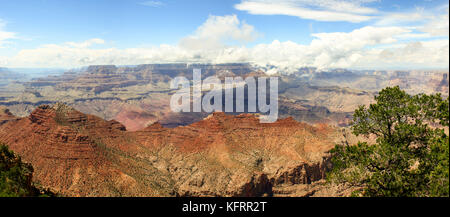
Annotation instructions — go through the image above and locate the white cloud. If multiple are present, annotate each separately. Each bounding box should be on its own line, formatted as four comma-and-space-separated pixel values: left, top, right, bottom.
1, 15, 448, 71
395, 33, 432, 40
354, 39, 449, 69
418, 7, 449, 36
234, 0, 378, 23
65, 38, 105, 48
244, 26, 414, 70
0, 19, 16, 48
375, 8, 430, 26
139, 1, 164, 7
179, 15, 260, 50
374, 4, 449, 38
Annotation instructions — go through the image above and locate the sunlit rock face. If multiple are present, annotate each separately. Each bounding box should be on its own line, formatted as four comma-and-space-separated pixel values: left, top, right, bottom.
0, 105, 340, 197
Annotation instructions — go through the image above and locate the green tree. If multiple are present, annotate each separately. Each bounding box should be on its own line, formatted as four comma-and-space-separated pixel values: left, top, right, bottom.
0, 144, 54, 197
327, 86, 449, 197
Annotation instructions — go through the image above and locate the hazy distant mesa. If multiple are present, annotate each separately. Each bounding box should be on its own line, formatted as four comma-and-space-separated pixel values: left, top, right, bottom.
0, 64, 448, 131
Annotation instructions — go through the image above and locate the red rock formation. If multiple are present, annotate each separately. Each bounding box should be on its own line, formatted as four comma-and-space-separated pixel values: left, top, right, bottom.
0, 104, 339, 197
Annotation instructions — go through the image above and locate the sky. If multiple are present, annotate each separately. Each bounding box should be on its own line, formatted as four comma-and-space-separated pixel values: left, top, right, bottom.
0, 0, 448, 71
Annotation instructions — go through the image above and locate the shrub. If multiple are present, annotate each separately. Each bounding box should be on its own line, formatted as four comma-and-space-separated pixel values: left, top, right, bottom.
0, 144, 54, 197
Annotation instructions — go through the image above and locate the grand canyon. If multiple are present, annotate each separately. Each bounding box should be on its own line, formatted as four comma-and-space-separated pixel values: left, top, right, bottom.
1, 0, 449, 199
0, 64, 448, 196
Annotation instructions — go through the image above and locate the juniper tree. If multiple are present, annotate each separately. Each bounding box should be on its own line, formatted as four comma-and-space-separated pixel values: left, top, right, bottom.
328, 86, 449, 197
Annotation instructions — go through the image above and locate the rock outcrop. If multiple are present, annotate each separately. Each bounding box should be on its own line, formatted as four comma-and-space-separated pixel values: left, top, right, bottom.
0, 105, 340, 197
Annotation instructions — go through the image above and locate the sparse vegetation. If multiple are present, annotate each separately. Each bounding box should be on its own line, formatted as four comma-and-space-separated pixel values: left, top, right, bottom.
327, 86, 449, 197
53, 103, 72, 126
0, 144, 54, 197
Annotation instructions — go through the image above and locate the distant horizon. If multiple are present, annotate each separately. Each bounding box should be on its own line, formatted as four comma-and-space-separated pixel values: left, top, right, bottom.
2, 63, 449, 74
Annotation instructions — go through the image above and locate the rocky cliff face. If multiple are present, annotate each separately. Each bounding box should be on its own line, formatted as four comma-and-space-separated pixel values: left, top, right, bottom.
0, 105, 340, 197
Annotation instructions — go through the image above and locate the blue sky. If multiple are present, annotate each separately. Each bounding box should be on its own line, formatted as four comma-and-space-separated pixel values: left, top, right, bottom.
0, 0, 448, 70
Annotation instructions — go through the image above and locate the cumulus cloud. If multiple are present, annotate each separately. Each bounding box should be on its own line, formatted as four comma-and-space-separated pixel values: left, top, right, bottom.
234, 0, 378, 23
1, 14, 448, 71
179, 15, 260, 50
238, 26, 423, 71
